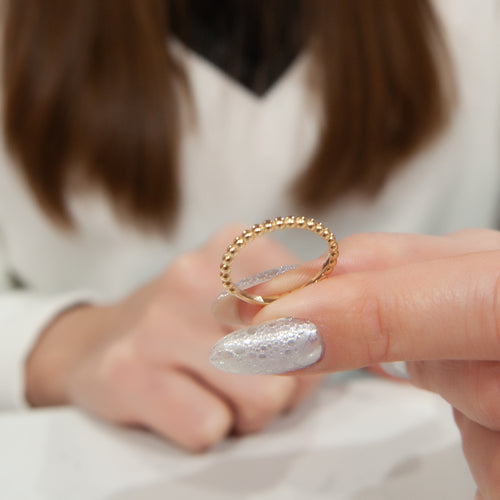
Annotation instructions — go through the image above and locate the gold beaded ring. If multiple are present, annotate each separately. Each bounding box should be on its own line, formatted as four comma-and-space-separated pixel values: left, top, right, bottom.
220, 216, 339, 305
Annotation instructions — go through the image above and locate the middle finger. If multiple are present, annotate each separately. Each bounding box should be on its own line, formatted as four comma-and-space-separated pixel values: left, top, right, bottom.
409, 360, 500, 431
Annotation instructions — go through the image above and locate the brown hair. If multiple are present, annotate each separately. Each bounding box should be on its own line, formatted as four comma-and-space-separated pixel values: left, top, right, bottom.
2, 0, 453, 230
298, 0, 454, 206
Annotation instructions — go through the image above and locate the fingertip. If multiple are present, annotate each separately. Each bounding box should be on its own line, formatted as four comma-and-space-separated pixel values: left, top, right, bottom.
233, 375, 297, 435
139, 371, 234, 452
196, 403, 233, 450
212, 265, 300, 325
174, 400, 233, 452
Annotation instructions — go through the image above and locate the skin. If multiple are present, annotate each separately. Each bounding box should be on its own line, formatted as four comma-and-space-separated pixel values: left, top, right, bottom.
215, 229, 500, 499
25, 225, 323, 451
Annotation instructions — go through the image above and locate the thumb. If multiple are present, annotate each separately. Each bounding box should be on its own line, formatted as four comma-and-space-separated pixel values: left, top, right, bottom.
210, 250, 500, 375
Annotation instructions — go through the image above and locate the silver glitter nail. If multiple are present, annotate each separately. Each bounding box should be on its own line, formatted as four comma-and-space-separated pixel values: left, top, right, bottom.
215, 265, 297, 301
209, 317, 323, 375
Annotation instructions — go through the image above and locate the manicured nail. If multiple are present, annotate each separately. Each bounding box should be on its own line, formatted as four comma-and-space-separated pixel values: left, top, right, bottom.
214, 265, 297, 302
212, 265, 297, 324
379, 361, 409, 380
209, 317, 323, 375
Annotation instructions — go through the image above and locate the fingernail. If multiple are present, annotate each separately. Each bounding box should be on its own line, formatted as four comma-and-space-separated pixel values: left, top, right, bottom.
209, 317, 323, 375
212, 265, 297, 324
379, 361, 409, 380
214, 265, 297, 302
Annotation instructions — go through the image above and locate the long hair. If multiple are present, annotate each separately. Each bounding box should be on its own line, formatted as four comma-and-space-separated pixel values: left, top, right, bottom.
2, 0, 453, 230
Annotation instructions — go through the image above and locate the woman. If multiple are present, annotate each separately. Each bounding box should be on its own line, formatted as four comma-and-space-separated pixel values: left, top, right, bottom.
0, 0, 498, 488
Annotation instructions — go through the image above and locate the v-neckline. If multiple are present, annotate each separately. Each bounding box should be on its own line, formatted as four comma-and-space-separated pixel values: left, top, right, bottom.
169, 0, 304, 97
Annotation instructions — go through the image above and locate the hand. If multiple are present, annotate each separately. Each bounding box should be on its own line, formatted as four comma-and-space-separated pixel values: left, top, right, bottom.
25, 225, 324, 451
213, 229, 500, 497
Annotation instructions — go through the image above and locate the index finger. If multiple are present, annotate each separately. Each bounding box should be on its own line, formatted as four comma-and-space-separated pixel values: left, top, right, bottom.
213, 230, 500, 325
210, 249, 500, 375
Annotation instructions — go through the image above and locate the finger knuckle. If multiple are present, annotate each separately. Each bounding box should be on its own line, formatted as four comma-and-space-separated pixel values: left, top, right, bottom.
356, 284, 393, 365
167, 251, 202, 283
197, 224, 246, 260
183, 409, 232, 451
236, 378, 296, 428
136, 302, 165, 342
212, 224, 247, 248
101, 342, 137, 390
127, 302, 171, 361
166, 251, 215, 297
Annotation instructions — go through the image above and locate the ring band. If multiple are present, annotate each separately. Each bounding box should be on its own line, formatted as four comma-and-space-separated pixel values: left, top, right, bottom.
220, 216, 339, 305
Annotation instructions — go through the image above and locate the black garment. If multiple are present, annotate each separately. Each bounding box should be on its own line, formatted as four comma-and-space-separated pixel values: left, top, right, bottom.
169, 0, 304, 95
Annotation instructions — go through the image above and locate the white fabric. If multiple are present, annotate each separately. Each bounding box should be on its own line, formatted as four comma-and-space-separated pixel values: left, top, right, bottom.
0, 378, 476, 499
0, 0, 499, 408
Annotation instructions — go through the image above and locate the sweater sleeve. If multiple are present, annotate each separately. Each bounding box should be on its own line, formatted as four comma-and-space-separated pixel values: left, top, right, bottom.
0, 236, 96, 410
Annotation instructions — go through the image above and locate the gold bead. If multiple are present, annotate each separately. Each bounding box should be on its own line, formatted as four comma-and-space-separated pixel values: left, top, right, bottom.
252, 224, 264, 235
296, 216, 306, 227
273, 217, 285, 230
306, 218, 316, 229
263, 220, 273, 232
243, 230, 254, 241
219, 216, 338, 305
